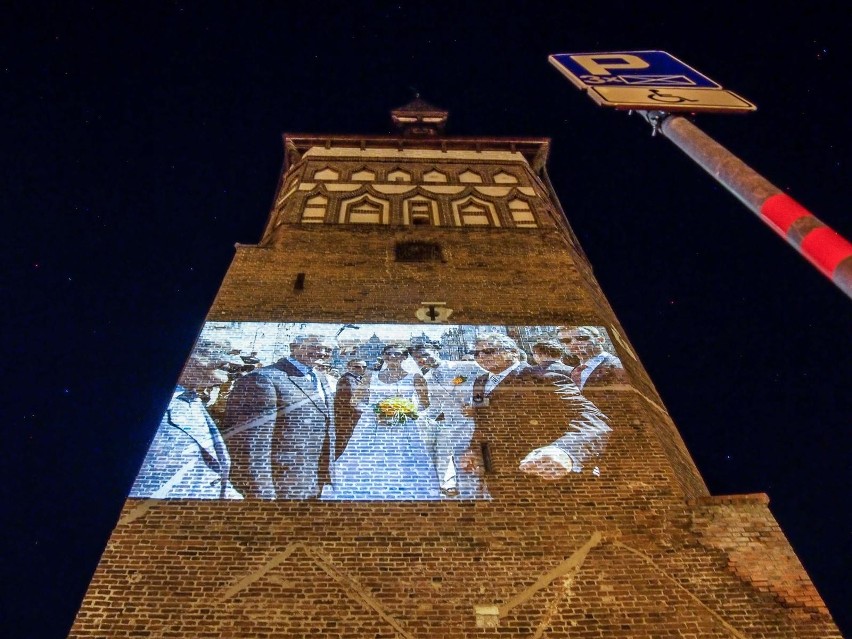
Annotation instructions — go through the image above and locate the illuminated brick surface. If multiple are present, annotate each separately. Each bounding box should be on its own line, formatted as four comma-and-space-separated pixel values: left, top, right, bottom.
70, 122, 840, 637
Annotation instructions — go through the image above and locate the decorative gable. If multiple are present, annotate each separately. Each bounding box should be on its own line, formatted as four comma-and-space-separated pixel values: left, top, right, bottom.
459, 169, 482, 184
314, 167, 339, 181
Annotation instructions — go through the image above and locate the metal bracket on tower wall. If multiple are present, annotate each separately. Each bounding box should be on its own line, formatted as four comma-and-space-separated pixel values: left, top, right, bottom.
635, 110, 671, 137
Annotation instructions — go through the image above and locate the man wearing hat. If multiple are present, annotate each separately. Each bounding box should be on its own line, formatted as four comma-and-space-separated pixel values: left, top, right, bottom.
130, 337, 244, 499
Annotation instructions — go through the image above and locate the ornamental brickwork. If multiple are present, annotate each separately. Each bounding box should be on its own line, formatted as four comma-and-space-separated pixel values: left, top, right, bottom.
70, 102, 840, 638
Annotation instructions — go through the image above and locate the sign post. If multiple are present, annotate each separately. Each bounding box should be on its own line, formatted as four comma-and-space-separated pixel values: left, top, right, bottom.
549, 51, 852, 300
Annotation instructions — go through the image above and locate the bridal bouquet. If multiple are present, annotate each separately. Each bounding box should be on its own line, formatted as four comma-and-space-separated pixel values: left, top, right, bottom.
374, 397, 419, 424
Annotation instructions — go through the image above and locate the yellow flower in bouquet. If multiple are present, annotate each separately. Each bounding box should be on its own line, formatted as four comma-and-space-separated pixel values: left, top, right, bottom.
374, 397, 419, 424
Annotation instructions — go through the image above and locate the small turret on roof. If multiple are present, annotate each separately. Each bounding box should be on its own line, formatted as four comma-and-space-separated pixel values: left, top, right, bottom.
391, 97, 448, 137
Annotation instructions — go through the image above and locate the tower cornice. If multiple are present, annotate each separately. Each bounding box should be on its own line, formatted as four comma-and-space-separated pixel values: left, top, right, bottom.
282, 133, 551, 172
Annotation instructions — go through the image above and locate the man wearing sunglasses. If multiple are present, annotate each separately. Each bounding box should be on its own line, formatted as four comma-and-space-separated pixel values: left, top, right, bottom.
556, 326, 627, 390
130, 338, 244, 499
456, 333, 610, 498
224, 334, 336, 499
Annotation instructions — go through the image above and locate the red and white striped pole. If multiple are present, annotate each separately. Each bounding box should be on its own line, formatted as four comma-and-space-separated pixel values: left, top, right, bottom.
643, 111, 852, 300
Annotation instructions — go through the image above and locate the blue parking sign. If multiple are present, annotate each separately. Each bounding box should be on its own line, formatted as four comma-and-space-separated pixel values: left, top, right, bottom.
550, 51, 721, 90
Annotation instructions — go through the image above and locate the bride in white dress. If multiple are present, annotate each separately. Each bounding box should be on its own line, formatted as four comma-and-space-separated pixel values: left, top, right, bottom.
330, 344, 440, 500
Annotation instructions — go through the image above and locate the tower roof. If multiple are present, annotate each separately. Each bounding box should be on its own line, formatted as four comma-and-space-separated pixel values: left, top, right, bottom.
390, 97, 448, 137
282, 100, 550, 171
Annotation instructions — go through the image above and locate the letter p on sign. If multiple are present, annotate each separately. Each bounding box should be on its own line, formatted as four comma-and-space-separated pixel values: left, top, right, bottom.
569, 54, 649, 75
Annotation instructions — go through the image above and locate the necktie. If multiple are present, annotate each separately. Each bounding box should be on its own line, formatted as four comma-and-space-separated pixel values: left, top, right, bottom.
570, 364, 587, 387
472, 374, 489, 404
485, 374, 497, 395
311, 370, 328, 406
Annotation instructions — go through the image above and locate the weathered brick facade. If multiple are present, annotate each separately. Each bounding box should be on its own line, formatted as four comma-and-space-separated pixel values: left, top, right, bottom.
71, 104, 840, 637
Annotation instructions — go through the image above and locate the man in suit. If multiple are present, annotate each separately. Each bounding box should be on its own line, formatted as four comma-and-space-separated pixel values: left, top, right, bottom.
409, 340, 481, 497
130, 338, 243, 499
458, 333, 611, 498
557, 326, 628, 390
332, 359, 367, 461
529, 339, 574, 377
224, 334, 335, 500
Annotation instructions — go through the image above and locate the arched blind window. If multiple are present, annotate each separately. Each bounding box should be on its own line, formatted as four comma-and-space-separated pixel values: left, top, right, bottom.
508, 199, 537, 228
301, 195, 328, 223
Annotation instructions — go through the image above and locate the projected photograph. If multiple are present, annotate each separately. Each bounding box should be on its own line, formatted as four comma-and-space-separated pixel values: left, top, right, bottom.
130, 323, 623, 501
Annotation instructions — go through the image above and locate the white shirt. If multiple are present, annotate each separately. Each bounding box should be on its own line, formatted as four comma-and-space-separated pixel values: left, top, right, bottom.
485, 360, 522, 395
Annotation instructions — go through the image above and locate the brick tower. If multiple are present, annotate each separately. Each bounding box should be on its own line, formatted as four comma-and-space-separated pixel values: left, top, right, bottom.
71, 101, 840, 637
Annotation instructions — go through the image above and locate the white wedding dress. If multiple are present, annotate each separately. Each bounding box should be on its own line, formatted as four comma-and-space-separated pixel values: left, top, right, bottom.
330, 372, 440, 500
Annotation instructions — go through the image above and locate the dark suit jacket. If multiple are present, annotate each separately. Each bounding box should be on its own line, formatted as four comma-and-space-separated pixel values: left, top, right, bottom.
528, 361, 574, 377
224, 358, 333, 499
130, 388, 237, 499
333, 372, 363, 460
578, 352, 627, 389
463, 363, 610, 497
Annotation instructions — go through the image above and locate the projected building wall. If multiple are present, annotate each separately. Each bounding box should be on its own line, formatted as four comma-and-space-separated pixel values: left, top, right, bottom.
130, 322, 624, 501
75, 104, 841, 639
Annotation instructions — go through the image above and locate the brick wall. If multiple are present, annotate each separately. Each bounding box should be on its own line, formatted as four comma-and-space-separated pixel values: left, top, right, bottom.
70, 139, 840, 637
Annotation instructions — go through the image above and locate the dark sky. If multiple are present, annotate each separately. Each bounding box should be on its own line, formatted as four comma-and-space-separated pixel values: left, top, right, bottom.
2, 3, 850, 636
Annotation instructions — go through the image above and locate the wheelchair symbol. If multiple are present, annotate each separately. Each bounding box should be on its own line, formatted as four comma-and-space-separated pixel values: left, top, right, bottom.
647, 89, 699, 104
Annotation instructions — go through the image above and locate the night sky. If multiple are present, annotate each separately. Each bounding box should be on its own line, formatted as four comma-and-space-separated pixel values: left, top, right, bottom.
2, 3, 850, 636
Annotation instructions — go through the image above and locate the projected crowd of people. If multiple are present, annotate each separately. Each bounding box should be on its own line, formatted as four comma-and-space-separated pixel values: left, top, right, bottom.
130, 323, 625, 500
